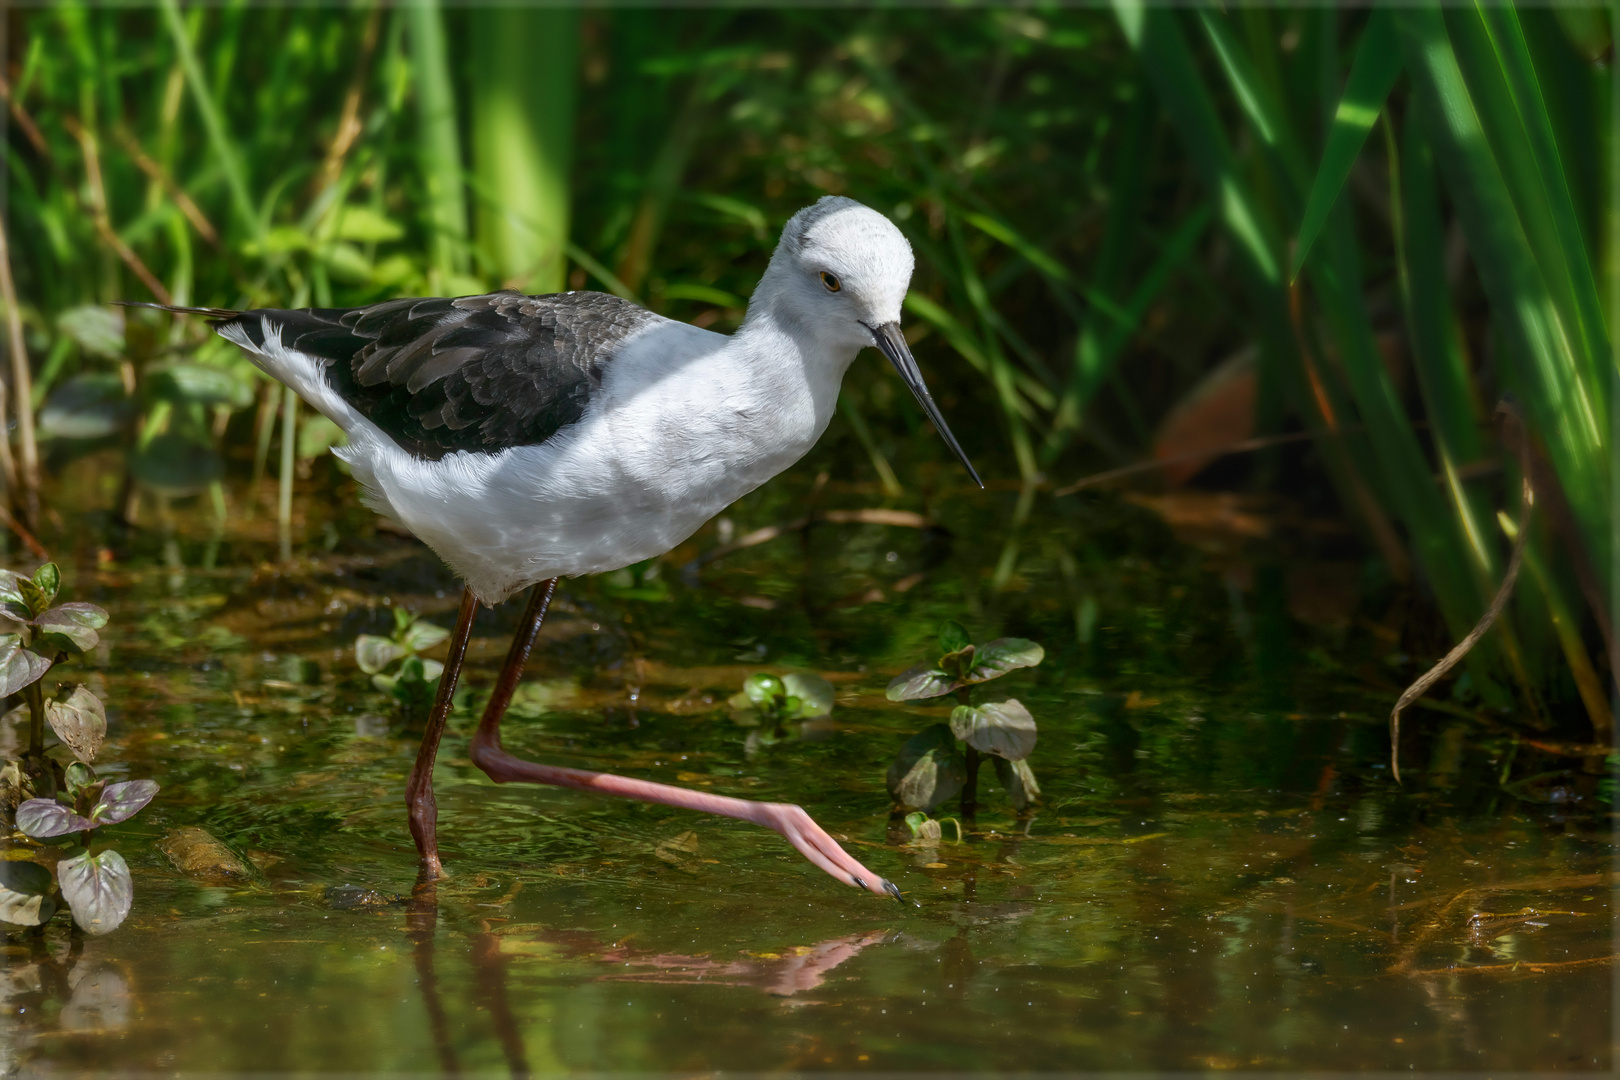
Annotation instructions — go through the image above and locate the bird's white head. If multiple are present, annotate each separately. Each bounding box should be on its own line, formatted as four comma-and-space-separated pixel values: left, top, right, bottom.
759, 195, 914, 348
749, 196, 981, 487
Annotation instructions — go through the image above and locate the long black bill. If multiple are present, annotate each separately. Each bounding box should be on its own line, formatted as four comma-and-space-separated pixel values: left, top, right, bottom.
867, 321, 983, 488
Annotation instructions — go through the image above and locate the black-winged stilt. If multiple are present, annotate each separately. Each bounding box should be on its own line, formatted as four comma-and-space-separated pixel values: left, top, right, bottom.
124, 196, 980, 898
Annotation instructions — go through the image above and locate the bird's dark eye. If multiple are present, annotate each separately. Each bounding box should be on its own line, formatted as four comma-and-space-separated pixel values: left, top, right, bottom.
819, 271, 841, 293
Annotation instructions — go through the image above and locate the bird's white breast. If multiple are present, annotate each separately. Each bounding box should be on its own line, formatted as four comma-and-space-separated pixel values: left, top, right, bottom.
345, 316, 848, 603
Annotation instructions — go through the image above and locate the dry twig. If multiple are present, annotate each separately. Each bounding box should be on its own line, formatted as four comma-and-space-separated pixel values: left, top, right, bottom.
1390, 400, 1533, 783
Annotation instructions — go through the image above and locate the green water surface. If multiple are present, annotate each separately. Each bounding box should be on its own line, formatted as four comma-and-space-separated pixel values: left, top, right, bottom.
0, 466, 1611, 1074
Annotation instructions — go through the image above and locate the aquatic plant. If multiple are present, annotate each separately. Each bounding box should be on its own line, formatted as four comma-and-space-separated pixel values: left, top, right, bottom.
728, 672, 837, 758
901, 811, 962, 844
0, 562, 160, 936
354, 608, 449, 720
885, 620, 1043, 818
728, 671, 835, 731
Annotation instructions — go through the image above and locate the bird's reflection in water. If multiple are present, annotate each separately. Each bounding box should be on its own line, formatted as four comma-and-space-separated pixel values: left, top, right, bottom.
406, 868, 892, 1072
592, 929, 889, 997
406, 868, 460, 1074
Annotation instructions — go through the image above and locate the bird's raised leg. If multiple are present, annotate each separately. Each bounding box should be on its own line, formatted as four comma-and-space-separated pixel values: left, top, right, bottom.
405, 586, 479, 878
470, 580, 900, 898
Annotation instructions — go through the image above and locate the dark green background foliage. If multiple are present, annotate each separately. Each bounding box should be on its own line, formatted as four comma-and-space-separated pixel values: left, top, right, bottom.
3, 3, 1612, 735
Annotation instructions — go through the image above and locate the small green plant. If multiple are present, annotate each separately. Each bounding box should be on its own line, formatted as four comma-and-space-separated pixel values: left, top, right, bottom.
728, 672, 835, 730
885, 620, 1044, 819
0, 563, 160, 936
354, 609, 449, 719
902, 811, 963, 844
728, 672, 836, 753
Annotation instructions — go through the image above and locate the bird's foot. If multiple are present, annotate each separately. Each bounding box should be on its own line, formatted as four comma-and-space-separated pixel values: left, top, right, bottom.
759, 803, 898, 898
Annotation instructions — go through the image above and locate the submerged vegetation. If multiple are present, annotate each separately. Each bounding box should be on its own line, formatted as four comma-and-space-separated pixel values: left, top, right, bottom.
0, 4, 1612, 804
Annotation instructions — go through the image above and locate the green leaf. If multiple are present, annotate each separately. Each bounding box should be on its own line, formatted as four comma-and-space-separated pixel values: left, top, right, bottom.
885, 664, 955, 702
1291, 9, 1402, 281
333, 204, 405, 243
966, 638, 1045, 682
354, 634, 405, 675
938, 620, 972, 654
782, 673, 835, 718
400, 619, 449, 653
31, 563, 60, 609
58, 848, 134, 935
0, 860, 56, 927
885, 724, 966, 811
46, 685, 107, 762
131, 433, 224, 497
57, 304, 125, 358
371, 672, 398, 695
950, 698, 1038, 761
992, 756, 1042, 810
16, 798, 95, 838
36, 602, 109, 653
0, 635, 52, 696
39, 373, 132, 441
742, 673, 786, 709
64, 761, 96, 796
903, 811, 942, 841
418, 659, 444, 683
91, 779, 159, 825
146, 362, 254, 408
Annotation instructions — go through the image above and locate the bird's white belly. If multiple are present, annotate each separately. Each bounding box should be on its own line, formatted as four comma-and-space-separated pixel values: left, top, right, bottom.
352, 345, 830, 604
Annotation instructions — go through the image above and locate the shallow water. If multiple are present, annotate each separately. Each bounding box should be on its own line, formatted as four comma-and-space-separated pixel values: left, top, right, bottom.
1, 462, 1612, 1074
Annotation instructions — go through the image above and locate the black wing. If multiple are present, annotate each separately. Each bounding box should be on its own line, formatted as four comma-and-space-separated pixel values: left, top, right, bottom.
227, 290, 661, 461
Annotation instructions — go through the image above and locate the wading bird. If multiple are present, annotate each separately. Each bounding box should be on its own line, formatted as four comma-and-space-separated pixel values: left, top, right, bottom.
126, 197, 979, 898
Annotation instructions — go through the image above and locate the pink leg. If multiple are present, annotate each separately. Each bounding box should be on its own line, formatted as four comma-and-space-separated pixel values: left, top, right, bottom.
469, 580, 900, 899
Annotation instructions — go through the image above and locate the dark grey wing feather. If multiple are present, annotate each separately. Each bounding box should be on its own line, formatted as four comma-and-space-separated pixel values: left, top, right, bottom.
223, 291, 661, 460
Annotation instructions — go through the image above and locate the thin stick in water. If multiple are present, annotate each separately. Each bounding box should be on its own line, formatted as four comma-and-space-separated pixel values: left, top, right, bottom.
1390, 401, 1533, 783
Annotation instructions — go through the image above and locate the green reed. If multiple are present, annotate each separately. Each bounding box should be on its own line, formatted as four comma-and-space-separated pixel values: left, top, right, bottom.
2, 3, 1610, 731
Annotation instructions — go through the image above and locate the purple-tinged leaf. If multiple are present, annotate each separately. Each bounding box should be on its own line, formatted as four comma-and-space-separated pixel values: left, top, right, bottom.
992, 755, 1041, 810
0, 634, 51, 696
885, 664, 955, 702
15, 798, 95, 838
58, 848, 133, 935
0, 860, 55, 927
885, 724, 966, 810
92, 779, 159, 825
965, 638, 1044, 683
36, 603, 109, 653
47, 685, 107, 762
949, 698, 1038, 760
0, 570, 24, 606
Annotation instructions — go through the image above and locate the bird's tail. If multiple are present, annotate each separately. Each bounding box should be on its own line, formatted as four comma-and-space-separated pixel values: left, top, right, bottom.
112, 300, 241, 320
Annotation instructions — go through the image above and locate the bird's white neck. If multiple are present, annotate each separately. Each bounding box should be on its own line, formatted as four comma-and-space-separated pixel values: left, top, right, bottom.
730, 273, 861, 426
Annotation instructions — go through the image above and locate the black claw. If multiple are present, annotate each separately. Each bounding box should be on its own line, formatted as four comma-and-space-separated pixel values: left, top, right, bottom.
852, 875, 868, 890
882, 880, 904, 903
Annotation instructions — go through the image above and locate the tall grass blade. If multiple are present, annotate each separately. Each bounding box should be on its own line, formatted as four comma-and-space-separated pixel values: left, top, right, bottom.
1291, 10, 1402, 281
158, 0, 263, 254
403, 0, 467, 285
471, 6, 578, 293
1400, 5, 1611, 603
